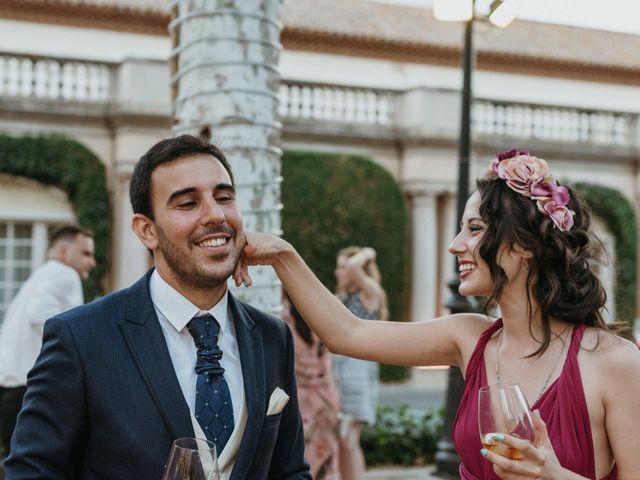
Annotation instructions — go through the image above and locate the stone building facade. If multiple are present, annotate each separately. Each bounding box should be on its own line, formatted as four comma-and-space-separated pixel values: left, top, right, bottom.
0, 0, 638, 325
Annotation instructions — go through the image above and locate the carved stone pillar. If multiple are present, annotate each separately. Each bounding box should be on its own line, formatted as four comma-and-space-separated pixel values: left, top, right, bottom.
405, 182, 443, 323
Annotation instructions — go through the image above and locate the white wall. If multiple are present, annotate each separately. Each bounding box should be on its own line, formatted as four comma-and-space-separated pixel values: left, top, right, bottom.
0, 19, 171, 62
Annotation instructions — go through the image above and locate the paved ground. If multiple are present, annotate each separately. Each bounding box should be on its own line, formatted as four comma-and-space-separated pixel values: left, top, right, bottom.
365, 465, 446, 479
378, 367, 449, 411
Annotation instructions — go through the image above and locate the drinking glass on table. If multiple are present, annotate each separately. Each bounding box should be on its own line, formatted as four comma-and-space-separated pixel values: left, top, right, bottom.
478, 382, 534, 460
161, 437, 219, 480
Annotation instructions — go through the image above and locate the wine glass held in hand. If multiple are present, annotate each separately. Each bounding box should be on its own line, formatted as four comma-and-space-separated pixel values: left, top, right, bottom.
162, 437, 220, 480
478, 382, 534, 460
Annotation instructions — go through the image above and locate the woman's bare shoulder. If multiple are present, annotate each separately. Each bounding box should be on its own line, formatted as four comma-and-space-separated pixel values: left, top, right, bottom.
437, 313, 496, 340
581, 327, 640, 373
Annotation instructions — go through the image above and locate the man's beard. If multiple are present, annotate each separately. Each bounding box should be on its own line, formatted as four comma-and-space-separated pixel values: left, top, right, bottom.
155, 223, 239, 290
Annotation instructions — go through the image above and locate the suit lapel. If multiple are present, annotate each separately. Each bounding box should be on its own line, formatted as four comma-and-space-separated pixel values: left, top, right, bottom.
228, 294, 265, 480
118, 270, 194, 440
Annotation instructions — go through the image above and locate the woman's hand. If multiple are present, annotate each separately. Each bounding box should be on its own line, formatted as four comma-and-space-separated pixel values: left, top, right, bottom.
482, 410, 582, 480
232, 231, 293, 287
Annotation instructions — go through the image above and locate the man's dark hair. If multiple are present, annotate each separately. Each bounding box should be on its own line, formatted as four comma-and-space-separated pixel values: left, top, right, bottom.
49, 224, 94, 249
129, 135, 234, 219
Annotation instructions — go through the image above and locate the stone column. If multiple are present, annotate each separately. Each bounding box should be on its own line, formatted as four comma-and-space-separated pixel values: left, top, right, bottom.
438, 192, 457, 316
405, 183, 442, 323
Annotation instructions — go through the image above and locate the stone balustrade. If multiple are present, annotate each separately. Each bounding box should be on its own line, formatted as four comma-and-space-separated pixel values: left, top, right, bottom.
0, 52, 637, 150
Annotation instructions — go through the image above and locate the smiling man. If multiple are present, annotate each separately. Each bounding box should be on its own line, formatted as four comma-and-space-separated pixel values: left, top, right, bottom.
5, 135, 311, 480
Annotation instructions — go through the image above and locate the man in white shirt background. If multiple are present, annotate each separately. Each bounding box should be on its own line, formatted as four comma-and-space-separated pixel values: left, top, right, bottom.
0, 224, 95, 457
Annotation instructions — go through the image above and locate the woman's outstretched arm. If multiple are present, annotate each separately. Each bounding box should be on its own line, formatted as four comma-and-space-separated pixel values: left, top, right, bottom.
236, 231, 489, 370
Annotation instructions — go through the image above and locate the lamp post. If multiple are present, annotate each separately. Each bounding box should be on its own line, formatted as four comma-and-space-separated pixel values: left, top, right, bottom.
432, 0, 518, 476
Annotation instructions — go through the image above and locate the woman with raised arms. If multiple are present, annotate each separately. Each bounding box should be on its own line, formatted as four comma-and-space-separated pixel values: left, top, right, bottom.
235, 149, 640, 480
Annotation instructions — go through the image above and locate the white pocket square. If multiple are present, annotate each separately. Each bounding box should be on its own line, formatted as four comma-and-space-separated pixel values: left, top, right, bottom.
267, 387, 290, 415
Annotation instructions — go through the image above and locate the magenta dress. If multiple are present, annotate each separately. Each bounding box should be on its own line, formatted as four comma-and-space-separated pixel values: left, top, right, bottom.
452, 319, 617, 480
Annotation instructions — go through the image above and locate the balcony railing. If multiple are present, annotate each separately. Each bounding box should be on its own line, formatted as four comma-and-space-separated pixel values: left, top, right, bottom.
473, 99, 634, 146
0, 53, 112, 103
278, 80, 397, 126
0, 52, 636, 148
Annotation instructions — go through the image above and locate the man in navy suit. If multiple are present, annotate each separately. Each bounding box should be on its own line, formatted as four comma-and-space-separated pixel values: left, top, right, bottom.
4, 135, 311, 480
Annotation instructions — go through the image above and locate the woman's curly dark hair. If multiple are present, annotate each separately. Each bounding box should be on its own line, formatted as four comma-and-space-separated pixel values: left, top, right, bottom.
475, 177, 615, 356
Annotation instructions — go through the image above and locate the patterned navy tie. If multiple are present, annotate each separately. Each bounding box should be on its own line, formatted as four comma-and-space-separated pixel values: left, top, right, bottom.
186, 314, 234, 454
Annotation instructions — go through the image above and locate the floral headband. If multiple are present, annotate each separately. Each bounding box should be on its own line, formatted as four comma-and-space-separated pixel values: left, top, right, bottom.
487, 149, 574, 231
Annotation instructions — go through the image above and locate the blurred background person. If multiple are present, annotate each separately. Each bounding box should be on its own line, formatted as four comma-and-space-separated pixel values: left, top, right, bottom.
333, 246, 387, 480
282, 293, 341, 479
0, 224, 95, 457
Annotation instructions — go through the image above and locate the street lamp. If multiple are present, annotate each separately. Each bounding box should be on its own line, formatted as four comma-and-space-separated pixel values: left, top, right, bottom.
433, 0, 518, 476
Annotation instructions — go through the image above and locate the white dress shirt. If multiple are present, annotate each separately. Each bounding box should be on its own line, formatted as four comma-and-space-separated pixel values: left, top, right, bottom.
0, 259, 84, 387
149, 270, 244, 420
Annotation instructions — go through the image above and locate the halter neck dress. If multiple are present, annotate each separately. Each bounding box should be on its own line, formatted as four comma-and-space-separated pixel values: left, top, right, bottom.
452, 319, 617, 480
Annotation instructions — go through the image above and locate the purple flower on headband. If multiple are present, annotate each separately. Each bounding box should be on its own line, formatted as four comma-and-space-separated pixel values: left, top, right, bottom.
538, 199, 574, 231
531, 182, 570, 207
489, 149, 530, 177
496, 148, 529, 161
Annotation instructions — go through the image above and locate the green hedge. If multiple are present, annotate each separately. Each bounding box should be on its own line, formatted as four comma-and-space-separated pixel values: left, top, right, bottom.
281, 151, 410, 381
361, 404, 443, 466
575, 183, 637, 329
0, 134, 110, 300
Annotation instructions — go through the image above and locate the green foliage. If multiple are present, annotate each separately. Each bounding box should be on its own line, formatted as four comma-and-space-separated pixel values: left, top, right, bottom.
379, 364, 412, 382
0, 134, 110, 300
361, 404, 443, 466
281, 151, 410, 381
575, 183, 637, 329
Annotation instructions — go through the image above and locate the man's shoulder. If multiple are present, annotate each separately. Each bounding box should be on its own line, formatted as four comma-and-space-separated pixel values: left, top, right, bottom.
53, 276, 147, 328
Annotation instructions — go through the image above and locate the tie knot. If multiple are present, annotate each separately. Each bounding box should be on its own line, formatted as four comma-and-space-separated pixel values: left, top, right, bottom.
186, 314, 220, 344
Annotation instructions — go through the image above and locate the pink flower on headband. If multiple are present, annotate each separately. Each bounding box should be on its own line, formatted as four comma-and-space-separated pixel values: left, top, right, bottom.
538, 199, 575, 231
497, 154, 549, 196
487, 149, 575, 231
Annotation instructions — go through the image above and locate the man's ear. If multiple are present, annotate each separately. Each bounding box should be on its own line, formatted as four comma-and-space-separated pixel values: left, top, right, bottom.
49, 241, 69, 263
131, 214, 159, 251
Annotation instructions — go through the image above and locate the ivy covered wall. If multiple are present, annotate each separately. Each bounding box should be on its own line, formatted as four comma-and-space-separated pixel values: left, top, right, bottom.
281, 150, 410, 380
576, 183, 637, 329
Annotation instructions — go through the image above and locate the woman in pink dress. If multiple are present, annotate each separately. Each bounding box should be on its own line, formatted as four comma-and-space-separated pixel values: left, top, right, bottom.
281, 294, 341, 479
237, 149, 640, 479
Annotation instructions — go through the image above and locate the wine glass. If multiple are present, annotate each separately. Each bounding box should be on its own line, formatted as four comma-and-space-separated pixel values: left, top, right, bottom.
478, 382, 534, 460
161, 437, 219, 480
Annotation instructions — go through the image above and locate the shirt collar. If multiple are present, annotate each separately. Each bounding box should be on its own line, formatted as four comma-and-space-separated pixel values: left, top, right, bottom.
149, 269, 229, 334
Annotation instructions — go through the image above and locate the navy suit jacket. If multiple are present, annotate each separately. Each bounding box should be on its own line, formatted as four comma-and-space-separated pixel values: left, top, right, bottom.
5, 270, 311, 480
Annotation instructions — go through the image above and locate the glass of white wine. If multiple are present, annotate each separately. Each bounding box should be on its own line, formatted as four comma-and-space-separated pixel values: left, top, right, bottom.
161, 437, 219, 480
478, 382, 534, 460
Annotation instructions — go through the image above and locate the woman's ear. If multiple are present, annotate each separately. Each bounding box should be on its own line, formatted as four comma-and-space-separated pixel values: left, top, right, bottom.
131, 214, 159, 251
513, 244, 534, 260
